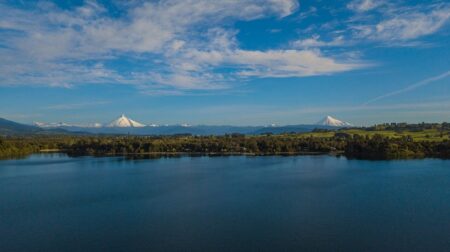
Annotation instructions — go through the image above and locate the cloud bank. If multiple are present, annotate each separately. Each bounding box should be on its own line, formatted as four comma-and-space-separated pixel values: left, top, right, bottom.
1, 0, 448, 95
0, 0, 363, 94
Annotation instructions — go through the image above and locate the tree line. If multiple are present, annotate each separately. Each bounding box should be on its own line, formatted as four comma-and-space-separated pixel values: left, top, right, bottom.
1, 132, 449, 160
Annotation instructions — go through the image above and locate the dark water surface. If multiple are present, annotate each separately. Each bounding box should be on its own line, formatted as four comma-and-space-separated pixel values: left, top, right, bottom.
1, 154, 449, 251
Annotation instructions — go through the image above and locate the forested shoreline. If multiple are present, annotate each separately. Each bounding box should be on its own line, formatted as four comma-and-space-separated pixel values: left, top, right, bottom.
1, 123, 449, 160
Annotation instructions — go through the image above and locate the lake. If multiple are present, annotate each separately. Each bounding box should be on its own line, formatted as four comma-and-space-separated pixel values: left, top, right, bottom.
1, 154, 449, 251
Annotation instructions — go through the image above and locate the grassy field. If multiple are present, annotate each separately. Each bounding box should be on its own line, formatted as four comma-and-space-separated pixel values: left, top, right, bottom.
279, 128, 450, 142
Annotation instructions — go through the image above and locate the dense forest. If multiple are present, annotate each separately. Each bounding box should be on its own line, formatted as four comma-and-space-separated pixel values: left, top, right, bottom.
1, 123, 449, 160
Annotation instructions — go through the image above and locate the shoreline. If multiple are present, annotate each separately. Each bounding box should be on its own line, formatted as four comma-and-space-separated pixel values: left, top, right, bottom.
64, 151, 341, 158
30, 150, 446, 161
2, 151, 448, 161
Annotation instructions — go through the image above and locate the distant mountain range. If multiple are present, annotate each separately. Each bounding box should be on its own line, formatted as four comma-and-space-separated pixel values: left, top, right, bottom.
0, 118, 72, 135
0, 115, 353, 136
0, 118, 41, 135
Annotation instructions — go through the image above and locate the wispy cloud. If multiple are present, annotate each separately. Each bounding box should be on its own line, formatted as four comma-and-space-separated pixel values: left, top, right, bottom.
289, 1, 450, 55
191, 99, 450, 116
347, 0, 386, 12
350, 2, 450, 45
273, 100, 450, 117
1, 0, 448, 96
291, 35, 346, 48
176, 99, 450, 125
363, 70, 450, 105
41, 101, 110, 110
183, 48, 364, 78
0, 0, 366, 94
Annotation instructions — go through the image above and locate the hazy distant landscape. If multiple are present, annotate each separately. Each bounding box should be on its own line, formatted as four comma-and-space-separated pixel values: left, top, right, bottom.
1, 116, 449, 160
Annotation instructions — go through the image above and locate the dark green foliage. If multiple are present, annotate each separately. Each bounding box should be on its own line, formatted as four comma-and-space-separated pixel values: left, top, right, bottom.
1, 125, 449, 160
366, 122, 449, 132
344, 134, 449, 159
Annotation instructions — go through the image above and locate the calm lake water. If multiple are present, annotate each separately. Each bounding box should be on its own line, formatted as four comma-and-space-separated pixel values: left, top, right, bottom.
1, 154, 449, 251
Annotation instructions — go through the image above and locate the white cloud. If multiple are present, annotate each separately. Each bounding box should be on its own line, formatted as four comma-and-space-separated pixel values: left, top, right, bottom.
287, 1, 450, 51
0, 0, 365, 93
291, 35, 345, 48
1, 0, 299, 57
375, 9, 449, 41
347, 0, 385, 12
350, 3, 450, 44
172, 46, 362, 82
164, 27, 363, 83
231, 49, 361, 77
289, 2, 450, 57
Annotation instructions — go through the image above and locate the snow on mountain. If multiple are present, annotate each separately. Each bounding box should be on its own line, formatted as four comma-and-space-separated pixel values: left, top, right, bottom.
316, 116, 352, 127
34, 122, 74, 128
34, 122, 103, 128
106, 114, 146, 128
87, 123, 103, 128
34, 115, 147, 129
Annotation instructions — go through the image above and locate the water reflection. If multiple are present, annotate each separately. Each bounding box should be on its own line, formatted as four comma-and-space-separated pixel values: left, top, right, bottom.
0, 155, 449, 251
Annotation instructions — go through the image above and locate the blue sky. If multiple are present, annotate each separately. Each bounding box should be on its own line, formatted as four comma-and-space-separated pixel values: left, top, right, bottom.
0, 0, 449, 126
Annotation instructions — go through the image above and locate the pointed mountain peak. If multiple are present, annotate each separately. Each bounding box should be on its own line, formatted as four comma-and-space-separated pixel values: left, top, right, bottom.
107, 114, 146, 128
317, 115, 352, 127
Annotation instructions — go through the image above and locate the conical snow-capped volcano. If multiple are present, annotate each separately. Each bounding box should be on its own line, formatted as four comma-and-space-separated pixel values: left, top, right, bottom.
317, 116, 352, 127
107, 114, 145, 128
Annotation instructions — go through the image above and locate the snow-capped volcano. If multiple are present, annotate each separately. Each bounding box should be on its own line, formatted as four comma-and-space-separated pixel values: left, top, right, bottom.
317, 116, 352, 127
106, 114, 145, 128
